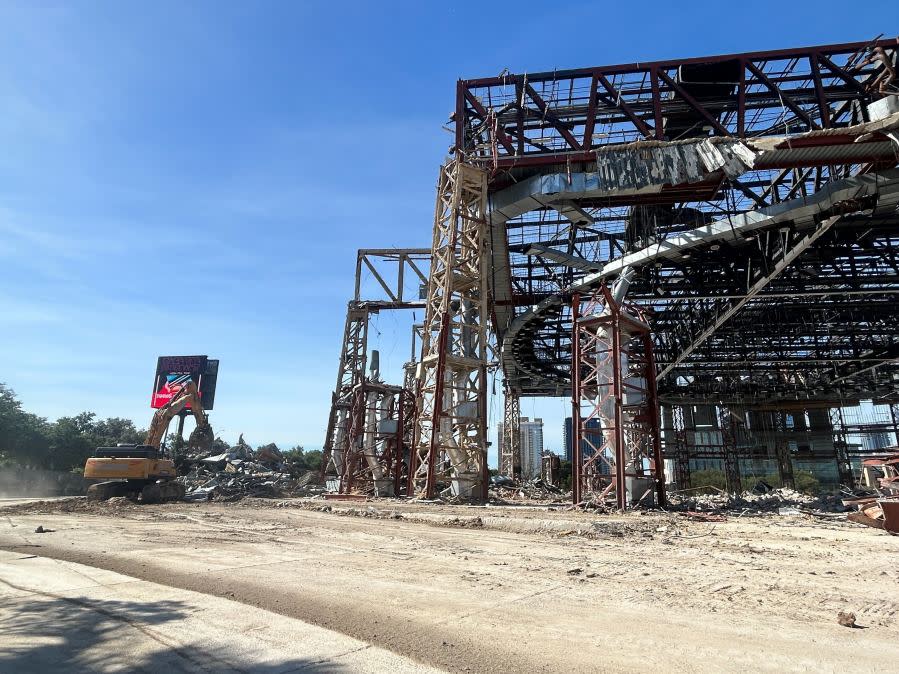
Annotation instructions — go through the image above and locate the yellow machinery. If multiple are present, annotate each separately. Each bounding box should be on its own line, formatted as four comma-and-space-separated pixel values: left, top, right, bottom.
84, 380, 213, 502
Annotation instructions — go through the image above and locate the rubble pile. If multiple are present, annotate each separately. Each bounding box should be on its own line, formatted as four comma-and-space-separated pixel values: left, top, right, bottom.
488, 476, 569, 503
668, 484, 846, 515
177, 442, 324, 501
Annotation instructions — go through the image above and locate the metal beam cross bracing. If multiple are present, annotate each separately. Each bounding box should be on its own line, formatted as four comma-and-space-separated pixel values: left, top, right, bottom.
410, 158, 491, 501
341, 382, 405, 496
323, 249, 430, 485
322, 302, 368, 479
500, 388, 521, 478
570, 284, 666, 509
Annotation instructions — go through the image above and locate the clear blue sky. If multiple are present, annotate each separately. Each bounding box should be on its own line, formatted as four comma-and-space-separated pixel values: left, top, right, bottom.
0, 1, 888, 462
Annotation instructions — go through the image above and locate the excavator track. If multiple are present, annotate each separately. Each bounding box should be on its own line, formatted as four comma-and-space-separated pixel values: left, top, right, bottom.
139, 480, 185, 503
87, 479, 185, 503
86, 481, 132, 501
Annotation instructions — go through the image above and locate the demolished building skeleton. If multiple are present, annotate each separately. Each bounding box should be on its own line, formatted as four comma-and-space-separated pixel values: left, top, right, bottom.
322, 38, 899, 508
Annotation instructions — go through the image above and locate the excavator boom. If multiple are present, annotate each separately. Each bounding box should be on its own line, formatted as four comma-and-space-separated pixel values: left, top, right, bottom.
145, 380, 212, 451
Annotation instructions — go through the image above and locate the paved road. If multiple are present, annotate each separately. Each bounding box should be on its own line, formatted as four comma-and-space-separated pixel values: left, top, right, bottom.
0, 550, 439, 673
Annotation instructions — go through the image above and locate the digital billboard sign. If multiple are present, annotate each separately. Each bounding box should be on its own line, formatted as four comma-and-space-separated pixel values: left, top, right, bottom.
150, 355, 219, 410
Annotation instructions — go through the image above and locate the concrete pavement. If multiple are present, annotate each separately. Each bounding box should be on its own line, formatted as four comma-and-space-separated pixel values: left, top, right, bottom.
0, 550, 440, 673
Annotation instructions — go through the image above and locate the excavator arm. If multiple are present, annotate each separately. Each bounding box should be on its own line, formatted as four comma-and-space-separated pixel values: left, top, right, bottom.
145, 380, 212, 451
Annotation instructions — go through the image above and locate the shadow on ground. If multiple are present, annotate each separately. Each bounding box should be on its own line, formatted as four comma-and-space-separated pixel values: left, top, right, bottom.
0, 592, 346, 673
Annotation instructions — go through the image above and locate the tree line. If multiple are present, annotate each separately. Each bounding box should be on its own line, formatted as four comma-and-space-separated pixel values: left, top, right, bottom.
0, 383, 322, 475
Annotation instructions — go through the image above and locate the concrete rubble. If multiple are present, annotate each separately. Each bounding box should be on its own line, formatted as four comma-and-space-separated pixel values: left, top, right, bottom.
668, 485, 847, 516
177, 441, 324, 501
488, 476, 568, 503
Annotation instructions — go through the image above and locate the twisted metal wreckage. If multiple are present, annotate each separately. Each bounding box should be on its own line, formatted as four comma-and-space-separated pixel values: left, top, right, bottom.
322, 38, 899, 508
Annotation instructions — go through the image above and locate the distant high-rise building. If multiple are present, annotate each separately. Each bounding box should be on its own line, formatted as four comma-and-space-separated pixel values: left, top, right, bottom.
520, 417, 544, 479
498, 416, 544, 479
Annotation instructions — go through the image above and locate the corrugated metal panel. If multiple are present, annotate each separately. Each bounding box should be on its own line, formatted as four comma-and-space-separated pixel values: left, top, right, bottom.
757, 141, 897, 168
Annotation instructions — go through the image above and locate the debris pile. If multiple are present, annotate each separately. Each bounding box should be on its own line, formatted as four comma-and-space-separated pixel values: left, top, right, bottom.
177, 441, 323, 501
488, 475, 568, 503
842, 453, 899, 533
668, 484, 845, 515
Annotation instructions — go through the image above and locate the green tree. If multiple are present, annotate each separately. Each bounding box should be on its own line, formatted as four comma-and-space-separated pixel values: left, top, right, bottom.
557, 460, 573, 490
0, 384, 52, 468
281, 446, 323, 474
49, 413, 96, 471
94, 417, 144, 447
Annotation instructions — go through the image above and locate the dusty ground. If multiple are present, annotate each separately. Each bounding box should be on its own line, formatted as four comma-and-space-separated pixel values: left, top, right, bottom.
0, 549, 441, 673
1, 496, 897, 673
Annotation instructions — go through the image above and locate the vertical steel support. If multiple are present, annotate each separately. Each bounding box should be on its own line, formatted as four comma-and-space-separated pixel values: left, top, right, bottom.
500, 388, 521, 479
890, 403, 899, 448
641, 330, 667, 506
671, 405, 691, 490
571, 285, 665, 509
830, 407, 854, 487
570, 293, 583, 504
772, 411, 795, 489
719, 407, 742, 494
340, 381, 402, 496
322, 302, 368, 481
410, 158, 490, 501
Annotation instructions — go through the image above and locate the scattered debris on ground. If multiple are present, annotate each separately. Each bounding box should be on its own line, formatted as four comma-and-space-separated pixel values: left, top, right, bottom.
841, 453, 899, 534
668, 485, 846, 516
177, 440, 324, 501
488, 476, 568, 504
837, 611, 858, 628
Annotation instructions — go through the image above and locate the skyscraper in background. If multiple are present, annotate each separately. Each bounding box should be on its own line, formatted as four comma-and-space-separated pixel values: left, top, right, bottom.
519, 417, 544, 479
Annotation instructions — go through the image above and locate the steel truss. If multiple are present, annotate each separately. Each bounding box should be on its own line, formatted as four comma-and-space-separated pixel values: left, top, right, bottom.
456, 39, 898, 172
771, 411, 796, 490
829, 407, 855, 487
322, 249, 429, 489
718, 407, 743, 494
323, 302, 368, 480
670, 405, 691, 489
410, 159, 490, 501
500, 387, 521, 478
340, 381, 405, 496
570, 284, 665, 508
449, 40, 899, 503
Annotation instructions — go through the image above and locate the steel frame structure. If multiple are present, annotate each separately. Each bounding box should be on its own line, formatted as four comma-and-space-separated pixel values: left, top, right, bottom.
340, 381, 405, 496
451, 40, 899, 497
464, 40, 899, 399
322, 302, 369, 481
464, 39, 899, 498
570, 284, 665, 508
718, 407, 743, 494
669, 405, 691, 490
771, 411, 796, 490
410, 158, 490, 501
829, 406, 855, 486
455, 39, 898, 173
322, 249, 429, 491
500, 387, 521, 478
321, 39, 899, 503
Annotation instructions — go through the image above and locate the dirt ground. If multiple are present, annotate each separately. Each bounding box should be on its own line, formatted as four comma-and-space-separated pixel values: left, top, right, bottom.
2, 496, 897, 673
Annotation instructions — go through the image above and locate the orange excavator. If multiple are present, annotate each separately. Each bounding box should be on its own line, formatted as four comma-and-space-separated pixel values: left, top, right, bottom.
84, 380, 213, 502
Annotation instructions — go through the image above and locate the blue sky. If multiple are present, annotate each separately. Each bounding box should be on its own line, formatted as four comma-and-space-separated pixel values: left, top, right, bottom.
0, 1, 888, 462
